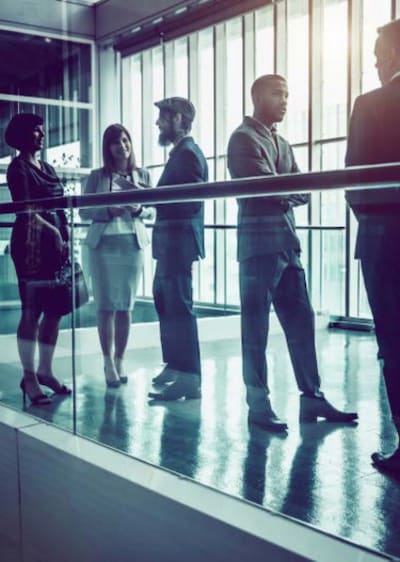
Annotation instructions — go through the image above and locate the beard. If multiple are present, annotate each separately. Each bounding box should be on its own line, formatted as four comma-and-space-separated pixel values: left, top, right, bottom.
158, 118, 181, 146
158, 130, 173, 146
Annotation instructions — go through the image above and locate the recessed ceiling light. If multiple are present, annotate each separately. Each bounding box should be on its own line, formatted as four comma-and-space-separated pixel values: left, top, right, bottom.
174, 7, 188, 15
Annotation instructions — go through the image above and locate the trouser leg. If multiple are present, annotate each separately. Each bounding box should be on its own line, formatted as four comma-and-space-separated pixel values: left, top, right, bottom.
361, 255, 400, 419
273, 250, 321, 396
239, 255, 278, 412
153, 261, 201, 376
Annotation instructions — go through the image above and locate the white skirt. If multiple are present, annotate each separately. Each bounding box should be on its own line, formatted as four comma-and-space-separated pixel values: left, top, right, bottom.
89, 234, 144, 311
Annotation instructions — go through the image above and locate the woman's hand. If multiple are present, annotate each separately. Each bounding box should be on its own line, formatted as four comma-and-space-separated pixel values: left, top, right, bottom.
125, 204, 142, 216
139, 206, 156, 221
35, 215, 64, 250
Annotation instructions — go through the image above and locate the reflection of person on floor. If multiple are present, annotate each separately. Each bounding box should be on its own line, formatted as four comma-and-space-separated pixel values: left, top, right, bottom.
280, 423, 349, 521
227, 75, 358, 432
158, 403, 201, 477
242, 429, 272, 505
345, 19, 400, 475
99, 392, 129, 451
80, 124, 153, 388
5, 113, 71, 406
148, 97, 208, 402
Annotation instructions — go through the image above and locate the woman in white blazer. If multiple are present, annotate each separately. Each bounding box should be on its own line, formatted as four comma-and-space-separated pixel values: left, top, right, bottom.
80, 124, 153, 387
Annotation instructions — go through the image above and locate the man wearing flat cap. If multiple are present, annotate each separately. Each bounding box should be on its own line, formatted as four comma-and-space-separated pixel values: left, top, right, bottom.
148, 97, 208, 401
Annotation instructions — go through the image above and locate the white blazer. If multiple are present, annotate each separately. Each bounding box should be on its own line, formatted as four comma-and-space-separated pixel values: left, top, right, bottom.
80, 167, 153, 250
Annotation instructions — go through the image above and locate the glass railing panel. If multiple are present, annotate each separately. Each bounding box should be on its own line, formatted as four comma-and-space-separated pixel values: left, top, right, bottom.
0, 204, 75, 431
2, 169, 400, 560
69, 192, 355, 466
70, 178, 400, 559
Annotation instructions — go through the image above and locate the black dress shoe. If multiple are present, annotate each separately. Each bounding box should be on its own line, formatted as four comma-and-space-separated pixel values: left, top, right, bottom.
152, 366, 178, 386
299, 395, 358, 423
148, 375, 201, 401
371, 450, 400, 475
248, 411, 288, 433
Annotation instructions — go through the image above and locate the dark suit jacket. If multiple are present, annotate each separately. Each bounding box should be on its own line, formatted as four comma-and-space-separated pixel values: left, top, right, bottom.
345, 76, 400, 258
227, 116, 309, 261
152, 136, 208, 264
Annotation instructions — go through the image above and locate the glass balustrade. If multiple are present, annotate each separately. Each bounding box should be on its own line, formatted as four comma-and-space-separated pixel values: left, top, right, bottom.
1, 170, 400, 559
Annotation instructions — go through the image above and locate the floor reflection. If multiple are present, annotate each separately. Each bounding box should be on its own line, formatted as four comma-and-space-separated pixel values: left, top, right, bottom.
0, 329, 399, 559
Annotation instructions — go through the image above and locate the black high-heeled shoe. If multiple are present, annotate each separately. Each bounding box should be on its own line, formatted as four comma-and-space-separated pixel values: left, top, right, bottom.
114, 358, 128, 384
36, 374, 71, 395
104, 367, 121, 388
20, 379, 52, 406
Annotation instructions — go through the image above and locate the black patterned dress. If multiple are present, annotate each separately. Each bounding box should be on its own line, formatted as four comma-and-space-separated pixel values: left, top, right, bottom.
6, 156, 68, 310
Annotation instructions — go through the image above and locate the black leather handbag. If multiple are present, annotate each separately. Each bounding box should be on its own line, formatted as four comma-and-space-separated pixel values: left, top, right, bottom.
47, 260, 89, 316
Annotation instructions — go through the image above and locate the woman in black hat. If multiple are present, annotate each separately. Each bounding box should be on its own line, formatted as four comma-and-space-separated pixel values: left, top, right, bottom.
5, 113, 71, 405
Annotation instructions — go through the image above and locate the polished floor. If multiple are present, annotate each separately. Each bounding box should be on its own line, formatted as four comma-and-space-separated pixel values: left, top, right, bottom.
1, 328, 399, 560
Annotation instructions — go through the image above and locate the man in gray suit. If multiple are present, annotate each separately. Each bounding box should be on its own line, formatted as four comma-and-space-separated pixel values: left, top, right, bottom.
346, 20, 400, 475
228, 74, 357, 432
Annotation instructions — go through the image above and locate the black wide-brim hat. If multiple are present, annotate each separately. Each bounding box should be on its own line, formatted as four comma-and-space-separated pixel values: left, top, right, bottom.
4, 113, 43, 150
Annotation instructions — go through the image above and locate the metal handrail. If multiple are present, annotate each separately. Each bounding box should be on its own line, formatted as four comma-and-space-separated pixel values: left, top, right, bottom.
0, 162, 399, 215
0, 221, 345, 230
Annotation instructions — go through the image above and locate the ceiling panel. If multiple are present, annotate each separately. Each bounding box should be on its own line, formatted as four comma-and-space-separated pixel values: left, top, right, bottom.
95, 0, 194, 41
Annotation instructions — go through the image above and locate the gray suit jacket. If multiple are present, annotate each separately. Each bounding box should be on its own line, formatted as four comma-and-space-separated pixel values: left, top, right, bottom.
80, 167, 152, 250
345, 77, 400, 259
227, 116, 309, 261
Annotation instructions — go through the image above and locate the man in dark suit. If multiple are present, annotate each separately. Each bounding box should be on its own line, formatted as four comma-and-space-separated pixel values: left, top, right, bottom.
228, 74, 357, 432
346, 19, 400, 474
148, 97, 208, 401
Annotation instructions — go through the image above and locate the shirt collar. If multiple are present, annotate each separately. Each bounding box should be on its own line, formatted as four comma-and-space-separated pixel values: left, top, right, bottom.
245, 116, 277, 138
390, 70, 400, 82
169, 135, 191, 156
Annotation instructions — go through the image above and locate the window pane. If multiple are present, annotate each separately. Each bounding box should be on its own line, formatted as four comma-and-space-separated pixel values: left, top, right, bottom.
320, 141, 346, 225
0, 100, 92, 169
321, 0, 348, 139
151, 47, 165, 165
310, 229, 346, 314
292, 147, 309, 225
361, 0, 392, 92
286, 0, 309, 144
255, 6, 274, 76
173, 38, 188, 97
224, 18, 243, 151
0, 30, 91, 102
122, 55, 143, 166
196, 28, 215, 158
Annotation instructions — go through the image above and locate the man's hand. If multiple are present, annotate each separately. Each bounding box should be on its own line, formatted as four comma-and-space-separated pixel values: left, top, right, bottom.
108, 206, 126, 217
